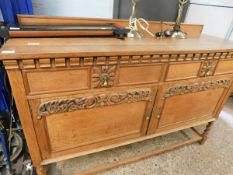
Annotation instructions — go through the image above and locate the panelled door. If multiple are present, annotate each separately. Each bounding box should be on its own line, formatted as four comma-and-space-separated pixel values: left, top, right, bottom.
29, 85, 157, 159
147, 75, 233, 134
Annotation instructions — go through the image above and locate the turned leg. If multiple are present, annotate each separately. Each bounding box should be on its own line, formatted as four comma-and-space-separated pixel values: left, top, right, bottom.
35, 165, 47, 175
199, 122, 214, 145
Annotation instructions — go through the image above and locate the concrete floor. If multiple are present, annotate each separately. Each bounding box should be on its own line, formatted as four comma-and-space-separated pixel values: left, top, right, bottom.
48, 98, 233, 175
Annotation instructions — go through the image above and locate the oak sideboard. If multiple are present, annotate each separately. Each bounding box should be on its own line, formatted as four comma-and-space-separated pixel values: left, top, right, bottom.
0, 34, 233, 175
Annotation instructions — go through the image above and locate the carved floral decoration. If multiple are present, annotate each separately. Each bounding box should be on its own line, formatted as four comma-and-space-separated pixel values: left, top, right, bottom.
38, 89, 151, 118
199, 61, 217, 77
164, 80, 231, 98
92, 65, 117, 88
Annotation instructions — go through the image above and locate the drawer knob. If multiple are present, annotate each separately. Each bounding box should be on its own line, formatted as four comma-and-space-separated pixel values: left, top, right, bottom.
92, 65, 116, 88
101, 73, 109, 87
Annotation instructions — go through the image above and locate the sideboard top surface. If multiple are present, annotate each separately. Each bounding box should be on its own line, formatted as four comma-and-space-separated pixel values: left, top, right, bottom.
0, 34, 233, 60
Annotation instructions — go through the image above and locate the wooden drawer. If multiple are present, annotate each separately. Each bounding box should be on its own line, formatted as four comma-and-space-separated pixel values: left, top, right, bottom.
117, 64, 164, 86
23, 68, 90, 95
215, 60, 233, 75
166, 62, 201, 81
29, 86, 157, 159
24, 64, 164, 95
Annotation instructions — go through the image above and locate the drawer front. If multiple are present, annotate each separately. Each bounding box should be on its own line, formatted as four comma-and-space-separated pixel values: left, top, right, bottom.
166, 62, 201, 81
29, 86, 156, 159
24, 68, 90, 95
215, 60, 233, 75
24, 63, 164, 95
117, 64, 164, 86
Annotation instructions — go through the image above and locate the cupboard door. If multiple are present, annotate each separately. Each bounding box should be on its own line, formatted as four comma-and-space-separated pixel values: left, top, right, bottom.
147, 76, 233, 134
29, 86, 156, 159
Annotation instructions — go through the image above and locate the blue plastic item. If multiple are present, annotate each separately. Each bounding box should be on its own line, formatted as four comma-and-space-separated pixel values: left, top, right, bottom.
0, 66, 9, 112
0, 0, 33, 25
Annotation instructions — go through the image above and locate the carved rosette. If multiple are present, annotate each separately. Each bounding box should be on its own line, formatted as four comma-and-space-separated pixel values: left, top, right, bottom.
92, 65, 116, 88
38, 89, 151, 118
164, 80, 231, 98
199, 61, 217, 77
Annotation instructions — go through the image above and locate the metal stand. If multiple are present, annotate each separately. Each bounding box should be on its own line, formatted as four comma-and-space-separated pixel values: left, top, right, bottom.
170, 0, 188, 39
156, 0, 188, 39
171, 30, 187, 39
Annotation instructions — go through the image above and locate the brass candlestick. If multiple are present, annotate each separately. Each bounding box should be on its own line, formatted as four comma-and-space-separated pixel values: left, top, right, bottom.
128, 0, 143, 38
171, 0, 188, 39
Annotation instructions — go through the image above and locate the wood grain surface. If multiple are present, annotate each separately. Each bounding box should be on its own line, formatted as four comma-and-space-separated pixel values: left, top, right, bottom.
0, 35, 233, 60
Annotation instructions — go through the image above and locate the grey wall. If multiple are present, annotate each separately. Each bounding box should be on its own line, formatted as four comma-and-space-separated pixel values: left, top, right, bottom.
114, 0, 189, 22
185, 0, 233, 40
32, 0, 114, 18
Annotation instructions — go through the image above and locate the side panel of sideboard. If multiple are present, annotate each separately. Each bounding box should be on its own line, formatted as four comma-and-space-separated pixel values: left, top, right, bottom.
6, 70, 47, 175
